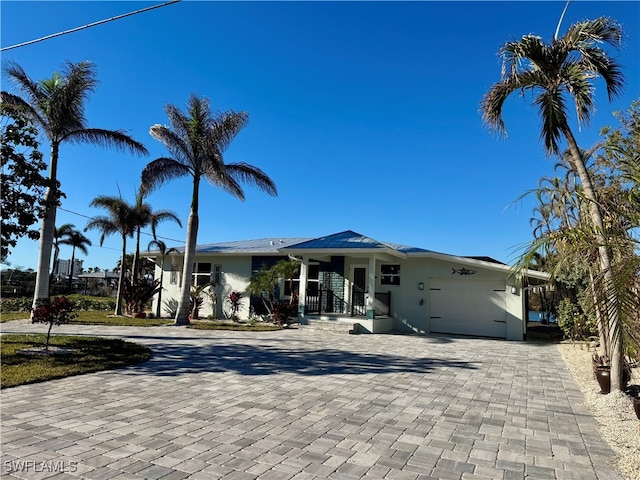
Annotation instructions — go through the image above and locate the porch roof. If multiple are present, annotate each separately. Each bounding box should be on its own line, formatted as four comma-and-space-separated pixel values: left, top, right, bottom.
282, 230, 413, 258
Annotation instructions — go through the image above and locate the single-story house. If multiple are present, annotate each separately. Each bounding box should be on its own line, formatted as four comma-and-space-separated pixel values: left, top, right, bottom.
77, 271, 120, 295
145, 230, 549, 340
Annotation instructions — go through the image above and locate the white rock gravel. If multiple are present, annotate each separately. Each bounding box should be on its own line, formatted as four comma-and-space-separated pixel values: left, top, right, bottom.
557, 343, 640, 480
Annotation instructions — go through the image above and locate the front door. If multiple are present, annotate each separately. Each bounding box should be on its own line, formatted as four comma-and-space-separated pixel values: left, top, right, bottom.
352, 267, 367, 316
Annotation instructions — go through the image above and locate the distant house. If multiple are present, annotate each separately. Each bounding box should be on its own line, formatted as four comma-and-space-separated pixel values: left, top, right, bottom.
77, 271, 119, 295
145, 230, 548, 340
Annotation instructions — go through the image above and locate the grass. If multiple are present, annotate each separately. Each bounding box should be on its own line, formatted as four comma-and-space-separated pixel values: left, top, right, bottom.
0, 334, 151, 388
1, 310, 173, 326
188, 320, 283, 331
1, 312, 28, 322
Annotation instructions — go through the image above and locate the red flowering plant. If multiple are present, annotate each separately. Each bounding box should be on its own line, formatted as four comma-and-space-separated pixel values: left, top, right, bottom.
226, 291, 243, 321
31, 296, 77, 350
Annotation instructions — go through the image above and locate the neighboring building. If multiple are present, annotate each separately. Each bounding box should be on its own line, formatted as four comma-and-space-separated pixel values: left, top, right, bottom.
77, 271, 120, 295
145, 230, 549, 340
53, 258, 83, 277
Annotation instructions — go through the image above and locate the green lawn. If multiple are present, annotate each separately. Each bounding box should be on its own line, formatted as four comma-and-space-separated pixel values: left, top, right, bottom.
0, 334, 151, 388
1, 310, 173, 326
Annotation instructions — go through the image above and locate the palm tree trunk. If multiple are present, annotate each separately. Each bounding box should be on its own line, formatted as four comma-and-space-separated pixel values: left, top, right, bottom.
175, 176, 200, 325
589, 270, 609, 358
156, 258, 164, 318
50, 245, 60, 287
32, 143, 59, 314
115, 236, 127, 316
562, 126, 623, 391
68, 247, 76, 289
132, 227, 141, 282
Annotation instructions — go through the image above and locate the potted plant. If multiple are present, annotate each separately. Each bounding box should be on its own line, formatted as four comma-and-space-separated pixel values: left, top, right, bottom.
592, 352, 632, 394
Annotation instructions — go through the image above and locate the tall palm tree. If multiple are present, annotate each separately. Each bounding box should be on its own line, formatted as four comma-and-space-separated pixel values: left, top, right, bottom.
131, 187, 182, 282
481, 17, 626, 389
85, 195, 138, 316
0, 61, 148, 311
51, 223, 74, 283
147, 239, 179, 318
59, 229, 91, 289
141, 95, 278, 324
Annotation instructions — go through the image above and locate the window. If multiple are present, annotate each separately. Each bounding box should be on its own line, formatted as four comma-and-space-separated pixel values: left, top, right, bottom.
192, 262, 211, 286
213, 264, 222, 285
170, 261, 180, 285
380, 264, 400, 285
306, 263, 320, 296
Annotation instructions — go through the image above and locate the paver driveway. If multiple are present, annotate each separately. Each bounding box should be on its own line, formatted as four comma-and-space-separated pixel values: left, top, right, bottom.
0, 321, 621, 480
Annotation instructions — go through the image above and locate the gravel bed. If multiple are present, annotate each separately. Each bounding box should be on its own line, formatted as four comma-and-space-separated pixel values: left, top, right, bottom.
558, 343, 640, 480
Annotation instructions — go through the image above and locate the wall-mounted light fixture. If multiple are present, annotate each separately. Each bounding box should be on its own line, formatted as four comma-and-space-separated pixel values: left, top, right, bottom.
418, 282, 424, 290
510, 286, 518, 295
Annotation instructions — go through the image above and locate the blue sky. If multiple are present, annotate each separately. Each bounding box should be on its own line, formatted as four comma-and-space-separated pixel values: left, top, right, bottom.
2, 1, 639, 272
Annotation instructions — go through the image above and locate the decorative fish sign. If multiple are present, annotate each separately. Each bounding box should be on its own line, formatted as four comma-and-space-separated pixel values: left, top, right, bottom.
452, 267, 477, 276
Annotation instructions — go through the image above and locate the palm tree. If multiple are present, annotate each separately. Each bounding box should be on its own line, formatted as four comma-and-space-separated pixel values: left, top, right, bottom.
0, 61, 148, 312
131, 187, 182, 282
51, 223, 74, 284
141, 95, 277, 325
59, 229, 92, 289
85, 195, 138, 315
147, 239, 179, 318
481, 17, 626, 389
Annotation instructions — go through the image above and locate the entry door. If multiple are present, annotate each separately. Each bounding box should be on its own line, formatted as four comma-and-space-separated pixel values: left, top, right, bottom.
352, 267, 367, 315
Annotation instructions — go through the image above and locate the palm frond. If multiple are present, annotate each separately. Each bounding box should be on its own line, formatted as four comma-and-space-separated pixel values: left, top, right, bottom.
226, 163, 278, 197
0, 92, 48, 132
3, 61, 42, 110
65, 128, 148, 155
84, 217, 118, 246
533, 90, 567, 155
210, 111, 249, 152
149, 124, 192, 166
141, 157, 191, 194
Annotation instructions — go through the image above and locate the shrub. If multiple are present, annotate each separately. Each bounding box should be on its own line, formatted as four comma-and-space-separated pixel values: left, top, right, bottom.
557, 298, 596, 340
0, 296, 32, 313
31, 297, 77, 350
227, 291, 243, 321
271, 300, 298, 326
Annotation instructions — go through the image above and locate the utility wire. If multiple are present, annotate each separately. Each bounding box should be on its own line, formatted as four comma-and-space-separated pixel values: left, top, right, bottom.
58, 207, 185, 244
1, 0, 181, 52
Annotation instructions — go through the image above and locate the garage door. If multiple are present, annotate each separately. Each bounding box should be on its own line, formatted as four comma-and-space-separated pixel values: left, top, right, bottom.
429, 278, 506, 338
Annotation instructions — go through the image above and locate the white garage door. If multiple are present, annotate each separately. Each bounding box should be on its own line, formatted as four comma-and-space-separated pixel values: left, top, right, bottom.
429, 278, 506, 338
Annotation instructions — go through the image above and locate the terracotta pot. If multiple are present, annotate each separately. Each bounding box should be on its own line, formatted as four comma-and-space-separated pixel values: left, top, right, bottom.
633, 397, 640, 420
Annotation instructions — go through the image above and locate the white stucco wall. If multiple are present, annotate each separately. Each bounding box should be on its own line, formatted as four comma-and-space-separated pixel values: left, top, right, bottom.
151, 255, 254, 320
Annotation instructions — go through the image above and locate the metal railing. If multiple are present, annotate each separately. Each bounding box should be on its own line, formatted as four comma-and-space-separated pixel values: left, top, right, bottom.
306, 287, 391, 317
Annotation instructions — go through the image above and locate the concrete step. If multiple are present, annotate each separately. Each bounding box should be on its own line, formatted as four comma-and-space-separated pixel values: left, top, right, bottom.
301, 319, 359, 334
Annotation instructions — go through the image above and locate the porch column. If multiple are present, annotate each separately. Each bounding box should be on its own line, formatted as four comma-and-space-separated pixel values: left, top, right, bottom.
298, 256, 308, 320
367, 255, 376, 320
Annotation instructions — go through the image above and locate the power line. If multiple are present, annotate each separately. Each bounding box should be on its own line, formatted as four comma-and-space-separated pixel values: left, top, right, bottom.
57, 207, 185, 244
1, 0, 182, 52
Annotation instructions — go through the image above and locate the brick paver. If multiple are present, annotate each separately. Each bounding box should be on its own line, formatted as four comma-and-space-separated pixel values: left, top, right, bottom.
0, 321, 622, 479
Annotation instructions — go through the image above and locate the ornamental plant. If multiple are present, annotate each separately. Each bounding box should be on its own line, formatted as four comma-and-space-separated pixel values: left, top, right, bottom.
31, 296, 77, 350
227, 291, 243, 321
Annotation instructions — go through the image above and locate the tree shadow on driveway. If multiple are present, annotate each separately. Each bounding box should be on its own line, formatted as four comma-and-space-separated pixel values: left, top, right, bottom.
125, 342, 478, 377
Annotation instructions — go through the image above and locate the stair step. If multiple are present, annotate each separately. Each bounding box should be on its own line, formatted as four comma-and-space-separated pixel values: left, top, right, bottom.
301, 320, 358, 334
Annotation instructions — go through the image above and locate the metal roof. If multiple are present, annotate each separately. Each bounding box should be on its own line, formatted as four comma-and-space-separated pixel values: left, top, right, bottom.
283, 230, 424, 251
143, 230, 548, 279
149, 237, 313, 255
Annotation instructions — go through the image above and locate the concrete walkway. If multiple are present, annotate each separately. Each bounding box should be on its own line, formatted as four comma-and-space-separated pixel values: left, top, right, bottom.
0, 321, 622, 480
